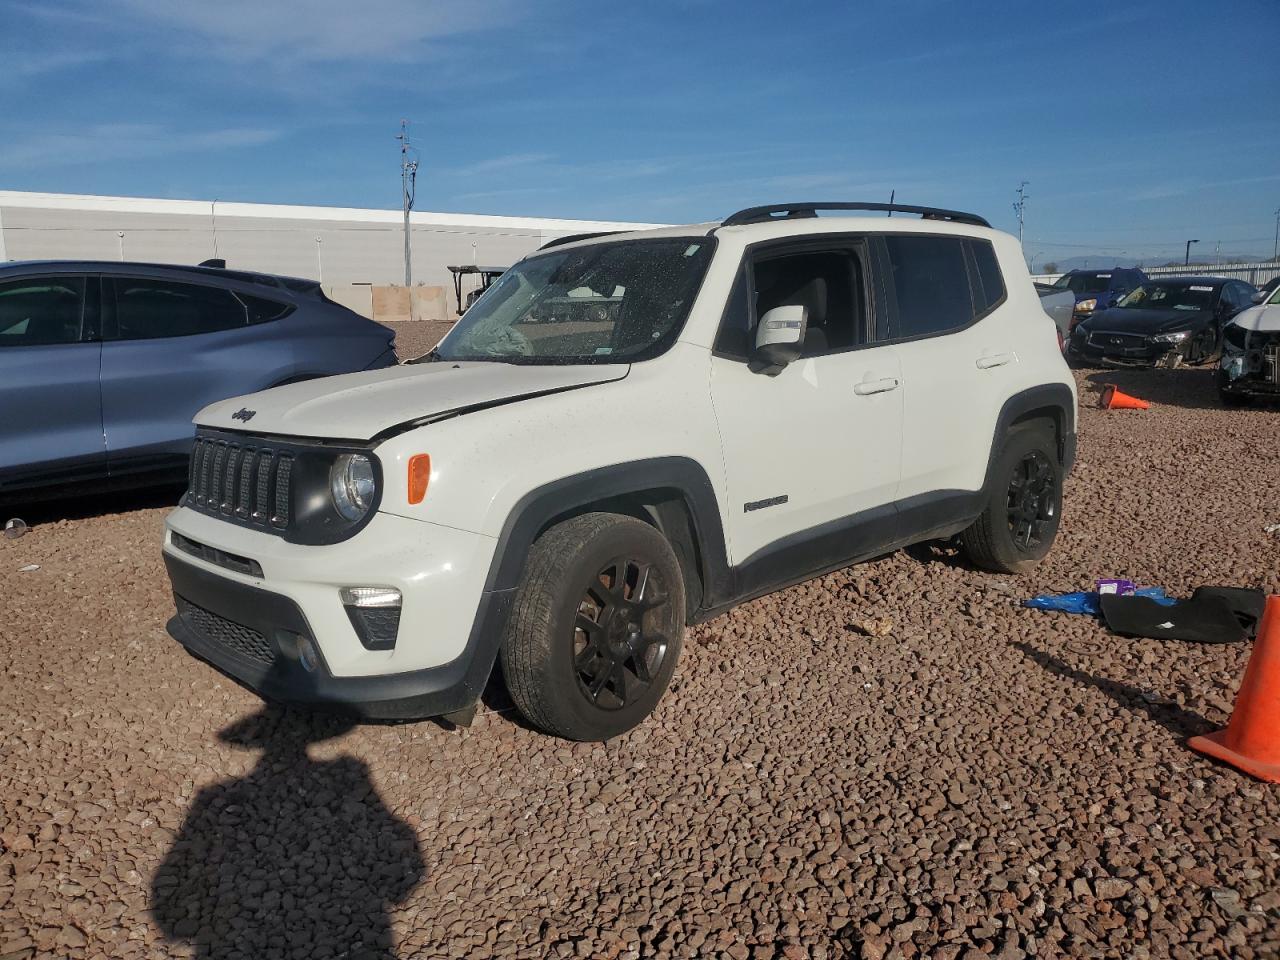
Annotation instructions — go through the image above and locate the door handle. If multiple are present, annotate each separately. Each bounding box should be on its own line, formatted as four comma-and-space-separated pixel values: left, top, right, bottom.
975, 352, 1016, 370
854, 377, 900, 396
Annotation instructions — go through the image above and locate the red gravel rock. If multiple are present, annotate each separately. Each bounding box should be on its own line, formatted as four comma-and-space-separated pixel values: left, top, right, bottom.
1, 357, 1278, 959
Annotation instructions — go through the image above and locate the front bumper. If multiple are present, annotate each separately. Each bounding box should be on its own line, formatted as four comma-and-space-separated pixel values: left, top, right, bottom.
161, 507, 511, 719
1068, 333, 1182, 367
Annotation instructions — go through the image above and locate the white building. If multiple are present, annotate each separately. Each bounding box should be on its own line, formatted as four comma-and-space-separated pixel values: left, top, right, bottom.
0, 190, 663, 311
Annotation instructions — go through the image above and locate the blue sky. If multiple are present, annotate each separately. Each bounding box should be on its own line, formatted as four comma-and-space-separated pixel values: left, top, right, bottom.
4, 0, 1279, 264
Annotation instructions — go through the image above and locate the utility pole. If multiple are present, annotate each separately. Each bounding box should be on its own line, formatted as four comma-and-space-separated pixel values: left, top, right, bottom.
211, 199, 220, 260
117, 231, 125, 261
315, 237, 324, 283
1013, 181, 1029, 247
1185, 239, 1199, 266
396, 119, 419, 287
1273, 206, 1279, 261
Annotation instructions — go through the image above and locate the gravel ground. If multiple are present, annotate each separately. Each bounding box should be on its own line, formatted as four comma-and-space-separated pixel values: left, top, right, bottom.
2, 326, 1279, 960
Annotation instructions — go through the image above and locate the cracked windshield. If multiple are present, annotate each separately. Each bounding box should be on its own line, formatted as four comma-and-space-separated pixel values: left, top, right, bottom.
434, 239, 713, 363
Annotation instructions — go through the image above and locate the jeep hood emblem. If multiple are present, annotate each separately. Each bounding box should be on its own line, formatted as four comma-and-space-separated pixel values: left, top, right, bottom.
231, 408, 256, 422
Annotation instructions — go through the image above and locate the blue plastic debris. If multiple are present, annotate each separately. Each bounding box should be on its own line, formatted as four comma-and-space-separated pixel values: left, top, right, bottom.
1023, 586, 1175, 617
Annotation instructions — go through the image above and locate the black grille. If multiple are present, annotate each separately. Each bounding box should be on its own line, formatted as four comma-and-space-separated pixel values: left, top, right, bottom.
176, 596, 275, 665
189, 436, 292, 530
1089, 331, 1147, 350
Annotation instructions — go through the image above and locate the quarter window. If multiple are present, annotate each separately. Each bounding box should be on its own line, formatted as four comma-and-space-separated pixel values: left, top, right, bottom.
112, 279, 250, 340
967, 239, 1006, 316
242, 294, 293, 324
0, 277, 85, 347
883, 235, 973, 338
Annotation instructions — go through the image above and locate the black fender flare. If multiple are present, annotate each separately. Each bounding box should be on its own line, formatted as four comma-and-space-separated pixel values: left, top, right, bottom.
449, 458, 732, 710
485, 457, 730, 598
980, 383, 1077, 497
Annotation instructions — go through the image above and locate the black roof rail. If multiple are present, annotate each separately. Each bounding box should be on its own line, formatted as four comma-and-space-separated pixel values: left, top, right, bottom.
721, 202, 990, 228
539, 230, 623, 250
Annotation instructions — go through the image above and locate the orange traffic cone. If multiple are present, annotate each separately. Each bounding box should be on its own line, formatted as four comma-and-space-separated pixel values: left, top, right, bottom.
1099, 384, 1150, 410
1189, 596, 1280, 782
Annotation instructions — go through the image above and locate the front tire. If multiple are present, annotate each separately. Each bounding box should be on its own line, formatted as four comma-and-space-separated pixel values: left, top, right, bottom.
500, 513, 685, 740
960, 425, 1064, 574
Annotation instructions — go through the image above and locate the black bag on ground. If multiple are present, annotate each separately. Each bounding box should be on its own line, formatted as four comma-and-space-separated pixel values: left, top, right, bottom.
1188, 586, 1266, 639
1100, 594, 1246, 645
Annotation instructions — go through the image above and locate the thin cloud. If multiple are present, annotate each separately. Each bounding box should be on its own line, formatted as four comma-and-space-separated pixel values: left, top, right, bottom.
2, 0, 110, 25
111, 0, 523, 62
7, 49, 112, 79
465, 153, 557, 174
0, 123, 283, 169
454, 186, 567, 201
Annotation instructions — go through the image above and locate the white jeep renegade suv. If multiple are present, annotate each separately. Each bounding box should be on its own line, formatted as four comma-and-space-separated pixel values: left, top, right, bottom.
161, 202, 1077, 740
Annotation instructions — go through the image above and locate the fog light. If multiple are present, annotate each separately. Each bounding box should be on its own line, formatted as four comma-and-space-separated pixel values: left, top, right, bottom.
278, 630, 321, 672
297, 636, 320, 673
340, 586, 402, 651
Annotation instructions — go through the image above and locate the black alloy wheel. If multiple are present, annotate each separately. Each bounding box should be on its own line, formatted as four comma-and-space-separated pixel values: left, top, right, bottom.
500, 513, 686, 740
1006, 450, 1057, 550
573, 558, 671, 710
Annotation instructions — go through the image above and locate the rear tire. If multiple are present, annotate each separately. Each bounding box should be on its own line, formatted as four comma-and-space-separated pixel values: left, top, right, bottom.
960, 424, 1063, 574
500, 513, 685, 741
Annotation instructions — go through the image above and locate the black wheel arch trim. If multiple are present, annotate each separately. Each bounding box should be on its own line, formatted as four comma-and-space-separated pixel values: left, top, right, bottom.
984, 382, 1076, 483
484, 457, 732, 600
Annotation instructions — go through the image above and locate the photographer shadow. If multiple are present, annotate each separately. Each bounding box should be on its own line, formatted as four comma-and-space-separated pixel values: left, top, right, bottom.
151, 697, 424, 959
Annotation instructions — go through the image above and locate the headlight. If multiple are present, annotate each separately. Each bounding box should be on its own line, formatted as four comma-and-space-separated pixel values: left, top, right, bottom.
330, 453, 376, 521
1151, 330, 1191, 343
1076, 298, 1097, 312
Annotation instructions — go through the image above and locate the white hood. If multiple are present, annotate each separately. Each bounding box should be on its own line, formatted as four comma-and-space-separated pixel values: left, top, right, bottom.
1230, 302, 1280, 332
196, 361, 629, 440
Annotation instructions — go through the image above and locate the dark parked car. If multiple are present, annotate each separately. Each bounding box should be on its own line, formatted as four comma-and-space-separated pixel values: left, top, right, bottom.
1067, 276, 1257, 367
1052, 267, 1149, 331
0, 261, 397, 502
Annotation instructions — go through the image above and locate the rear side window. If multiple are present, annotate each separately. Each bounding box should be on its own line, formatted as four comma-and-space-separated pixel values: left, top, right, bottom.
967, 239, 1006, 317
883, 235, 973, 339
0, 277, 85, 347
112, 279, 249, 340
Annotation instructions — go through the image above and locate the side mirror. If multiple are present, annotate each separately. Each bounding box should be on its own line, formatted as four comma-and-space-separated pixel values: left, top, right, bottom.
750, 304, 806, 373
1252, 290, 1267, 304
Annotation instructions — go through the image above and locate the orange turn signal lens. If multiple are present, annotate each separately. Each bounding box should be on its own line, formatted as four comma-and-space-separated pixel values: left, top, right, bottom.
407, 454, 431, 505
